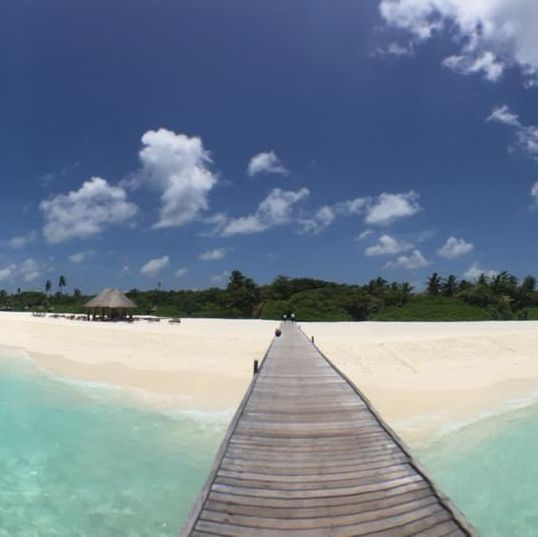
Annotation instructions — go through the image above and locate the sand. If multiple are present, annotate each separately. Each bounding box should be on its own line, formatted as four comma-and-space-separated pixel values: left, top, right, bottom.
306, 321, 538, 443
0, 313, 275, 411
2, 312, 538, 444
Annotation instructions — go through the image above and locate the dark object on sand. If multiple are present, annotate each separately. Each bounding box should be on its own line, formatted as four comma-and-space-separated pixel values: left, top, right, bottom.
275, 329, 282, 337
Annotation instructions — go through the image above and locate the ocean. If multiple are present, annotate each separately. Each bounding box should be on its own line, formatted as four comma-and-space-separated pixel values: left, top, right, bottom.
2, 344, 538, 536
0, 346, 227, 537
420, 400, 538, 536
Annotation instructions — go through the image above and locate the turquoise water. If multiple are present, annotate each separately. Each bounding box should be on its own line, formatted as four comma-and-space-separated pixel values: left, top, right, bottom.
0, 347, 226, 537
420, 402, 538, 536
5, 344, 538, 537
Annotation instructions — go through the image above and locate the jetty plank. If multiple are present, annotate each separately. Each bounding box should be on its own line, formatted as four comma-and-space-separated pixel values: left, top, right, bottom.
180, 323, 475, 536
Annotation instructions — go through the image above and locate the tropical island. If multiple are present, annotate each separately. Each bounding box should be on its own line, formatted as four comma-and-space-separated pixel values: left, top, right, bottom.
2, 269, 537, 321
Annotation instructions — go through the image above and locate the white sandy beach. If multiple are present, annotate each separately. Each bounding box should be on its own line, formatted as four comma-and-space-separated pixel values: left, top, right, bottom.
2, 312, 538, 444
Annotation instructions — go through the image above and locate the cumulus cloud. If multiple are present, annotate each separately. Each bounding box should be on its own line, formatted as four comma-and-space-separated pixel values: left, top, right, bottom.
9, 232, 37, 249
488, 105, 538, 158
140, 256, 170, 277
366, 234, 413, 256
40, 177, 137, 244
69, 250, 95, 264
298, 197, 369, 235
0, 264, 17, 282
385, 249, 430, 269
211, 270, 230, 285
0, 259, 42, 283
216, 188, 309, 236
20, 258, 41, 282
175, 267, 188, 278
211, 190, 418, 237
198, 248, 227, 261
442, 52, 504, 82
463, 262, 498, 281
247, 151, 288, 176
379, 0, 538, 84
298, 206, 336, 235
364, 191, 421, 226
135, 129, 217, 228
335, 198, 369, 216
438, 236, 474, 259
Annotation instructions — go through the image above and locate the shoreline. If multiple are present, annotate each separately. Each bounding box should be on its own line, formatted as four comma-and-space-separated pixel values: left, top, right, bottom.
0, 313, 275, 412
2, 313, 538, 446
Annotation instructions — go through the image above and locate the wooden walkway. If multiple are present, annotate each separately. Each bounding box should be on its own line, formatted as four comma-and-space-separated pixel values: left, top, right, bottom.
181, 323, 475, 536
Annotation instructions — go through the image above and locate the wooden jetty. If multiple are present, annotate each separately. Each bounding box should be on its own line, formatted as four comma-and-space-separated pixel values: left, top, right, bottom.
181, 323, 475, 536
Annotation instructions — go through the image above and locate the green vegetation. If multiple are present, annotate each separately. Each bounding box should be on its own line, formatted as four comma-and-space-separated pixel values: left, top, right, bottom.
371, 295, 490, 321
1, 270, 537, 322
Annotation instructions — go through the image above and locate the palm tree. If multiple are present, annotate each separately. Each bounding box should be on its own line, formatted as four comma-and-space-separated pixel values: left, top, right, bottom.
442, 275, 458, 297
396, 282, 413, 306
490, 271, 517, 296
521, 275, 536, 293
45, 280, 52, 295
58, 275, 66, 293
427, 273, 442, 295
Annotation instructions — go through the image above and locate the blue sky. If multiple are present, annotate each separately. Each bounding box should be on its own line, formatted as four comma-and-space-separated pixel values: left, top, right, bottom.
3, 0, 538, 293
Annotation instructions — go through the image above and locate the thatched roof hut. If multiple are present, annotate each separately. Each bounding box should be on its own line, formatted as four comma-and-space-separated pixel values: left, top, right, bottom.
84, 288, 137, 320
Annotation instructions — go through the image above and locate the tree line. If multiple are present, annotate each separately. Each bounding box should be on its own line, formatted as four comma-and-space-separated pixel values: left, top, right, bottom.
0, 270, 537, 321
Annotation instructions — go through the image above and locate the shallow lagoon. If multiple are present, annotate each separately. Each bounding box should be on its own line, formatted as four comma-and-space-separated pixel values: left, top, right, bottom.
2, 343, 537, 536
0, 348, 226, 537
420, 400, 538, 536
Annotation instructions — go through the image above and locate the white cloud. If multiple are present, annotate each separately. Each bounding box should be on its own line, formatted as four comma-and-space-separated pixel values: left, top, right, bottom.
9, 232, 37, 249
198, 248, 227, 261
366, 234, 413, 256
298, 206, 336, 235
357, 229, 375, 241
211, 270, 230, 285
385, 249, 430, 269
298, 197, 369, 235
532, 182, 538, 206
438, 236, 474, 259
0, 259, 42, 283
487, 105, 521, 127
121, 265, 130, 274
140, 256, 170, 277
365, 191, 421, 226
442, 51, 504, 81
211, 190, 416, 237
20, 258, 41, 282
175, 267, 188, 278
69, 250, 95, 264
0, 264, 17, 282
488, 105, 538, 158
247, 151, 288, 176
136, 129, 217, 228
463, 262, 498, 281
40, 177, 137, 244
216, 188, 309, 236
334, 197, 369, 216
376, 42, 415, 57
379, 0, 538, 84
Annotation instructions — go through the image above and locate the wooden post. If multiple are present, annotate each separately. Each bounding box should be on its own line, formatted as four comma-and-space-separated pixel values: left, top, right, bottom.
311, 336, 315, 344
253, 360, 259, 375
